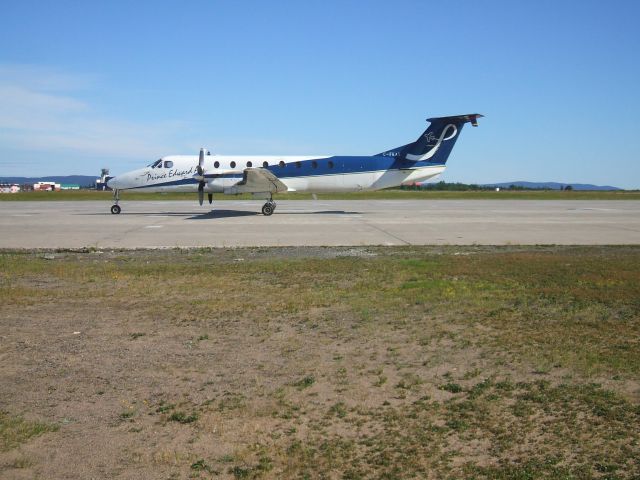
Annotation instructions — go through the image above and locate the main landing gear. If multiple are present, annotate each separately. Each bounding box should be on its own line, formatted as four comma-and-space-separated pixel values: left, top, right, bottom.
261, 199, 276, 216
111, 189, 121, 214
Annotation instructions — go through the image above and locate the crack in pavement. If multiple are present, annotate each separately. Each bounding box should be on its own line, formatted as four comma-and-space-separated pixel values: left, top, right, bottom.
359, 219, 411, 245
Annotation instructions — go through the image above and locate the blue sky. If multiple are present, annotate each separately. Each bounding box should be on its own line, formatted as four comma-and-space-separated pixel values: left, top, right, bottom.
1, 0, 639, 188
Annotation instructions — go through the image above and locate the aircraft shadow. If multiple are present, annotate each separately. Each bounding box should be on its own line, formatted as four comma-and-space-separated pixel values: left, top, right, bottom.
79, 210, 361, 219
187, 210, 362, 220
188, 209, 259, 219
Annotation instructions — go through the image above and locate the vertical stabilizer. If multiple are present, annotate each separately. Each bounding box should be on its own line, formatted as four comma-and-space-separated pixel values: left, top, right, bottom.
377, 114, 483, 164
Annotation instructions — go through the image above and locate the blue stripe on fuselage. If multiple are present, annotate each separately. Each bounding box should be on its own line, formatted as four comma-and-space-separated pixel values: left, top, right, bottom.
263, 155, 443, 178
128, 156, 443, 189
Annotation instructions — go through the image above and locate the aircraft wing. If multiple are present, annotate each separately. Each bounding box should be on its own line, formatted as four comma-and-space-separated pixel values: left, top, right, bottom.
229, 168, 288, 194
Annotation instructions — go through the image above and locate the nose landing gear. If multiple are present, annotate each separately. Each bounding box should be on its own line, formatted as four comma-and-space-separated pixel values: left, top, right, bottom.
111, 189, 121, 214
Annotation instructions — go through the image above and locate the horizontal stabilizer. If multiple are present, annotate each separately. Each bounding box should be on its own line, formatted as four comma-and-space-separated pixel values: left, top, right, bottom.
426, 113, 484, 127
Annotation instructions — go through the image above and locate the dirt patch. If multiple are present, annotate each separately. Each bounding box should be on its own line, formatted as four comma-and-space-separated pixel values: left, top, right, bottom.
1, 246, 638, 478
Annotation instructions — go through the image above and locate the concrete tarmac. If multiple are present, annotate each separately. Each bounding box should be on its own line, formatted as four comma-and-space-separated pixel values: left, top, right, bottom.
1, 200, 639, 248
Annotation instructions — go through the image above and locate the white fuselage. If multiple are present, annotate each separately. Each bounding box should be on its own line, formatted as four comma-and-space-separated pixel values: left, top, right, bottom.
108, 154, 446, 194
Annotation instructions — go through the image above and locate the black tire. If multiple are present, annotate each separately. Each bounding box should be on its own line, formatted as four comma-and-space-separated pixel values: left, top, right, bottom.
262, 203, 274, 216
111, 205, 121, 215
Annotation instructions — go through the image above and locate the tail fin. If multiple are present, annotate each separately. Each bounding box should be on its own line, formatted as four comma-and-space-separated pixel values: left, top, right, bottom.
377, 114, 483, 163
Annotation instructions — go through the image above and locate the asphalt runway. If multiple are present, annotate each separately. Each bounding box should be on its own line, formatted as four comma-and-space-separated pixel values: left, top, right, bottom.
1, 200, 639, 248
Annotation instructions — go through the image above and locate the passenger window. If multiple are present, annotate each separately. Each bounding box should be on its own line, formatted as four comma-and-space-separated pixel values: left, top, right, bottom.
214, 161, 220, 168
164, 161, 173, 168
263, 161, 268, 168
328, 161, 334, 169
279, 161, 285, 168
230, 161, 236, 168
247, 161, 252, 168
295, 161, 301, 168
312, 161, 318, 169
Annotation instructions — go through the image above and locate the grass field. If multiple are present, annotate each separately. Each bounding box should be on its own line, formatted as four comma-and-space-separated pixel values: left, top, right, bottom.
1, 246, 639, 479
1, 189, 640, 201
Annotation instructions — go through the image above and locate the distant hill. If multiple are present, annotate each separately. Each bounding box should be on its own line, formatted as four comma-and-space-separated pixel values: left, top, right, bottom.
484, 181, 621, 191
415, 180, 624, 191
0, 175, 97, 186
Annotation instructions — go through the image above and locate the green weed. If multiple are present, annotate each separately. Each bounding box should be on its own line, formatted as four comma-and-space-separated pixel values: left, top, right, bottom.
0, 411, 58, 451
168, 411, 198, 424
293, 375, 315, 390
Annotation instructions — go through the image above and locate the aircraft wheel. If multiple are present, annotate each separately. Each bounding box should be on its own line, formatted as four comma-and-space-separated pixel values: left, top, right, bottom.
111, 205, 121, 215
262, 203, 274, 216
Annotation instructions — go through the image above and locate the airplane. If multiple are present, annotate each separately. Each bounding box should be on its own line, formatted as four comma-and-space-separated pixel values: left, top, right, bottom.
106, 114, 483, 215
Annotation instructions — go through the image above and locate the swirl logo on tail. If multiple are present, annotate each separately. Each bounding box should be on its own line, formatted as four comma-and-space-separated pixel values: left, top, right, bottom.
405, 124, 457, 161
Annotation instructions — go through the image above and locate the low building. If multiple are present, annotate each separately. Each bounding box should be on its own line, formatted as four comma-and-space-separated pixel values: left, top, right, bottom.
0, 183, 20, 193
34, 181, 61, 191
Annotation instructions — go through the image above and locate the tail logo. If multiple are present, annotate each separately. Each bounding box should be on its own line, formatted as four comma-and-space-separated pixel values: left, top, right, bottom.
406, 124, 457, 161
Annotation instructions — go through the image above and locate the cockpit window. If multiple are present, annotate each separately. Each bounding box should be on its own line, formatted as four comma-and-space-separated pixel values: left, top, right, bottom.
148, 159, 163, 168
164, 160, 173, 168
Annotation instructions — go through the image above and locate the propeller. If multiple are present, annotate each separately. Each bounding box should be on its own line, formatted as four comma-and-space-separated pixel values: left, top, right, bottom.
195, 148, 206, 206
